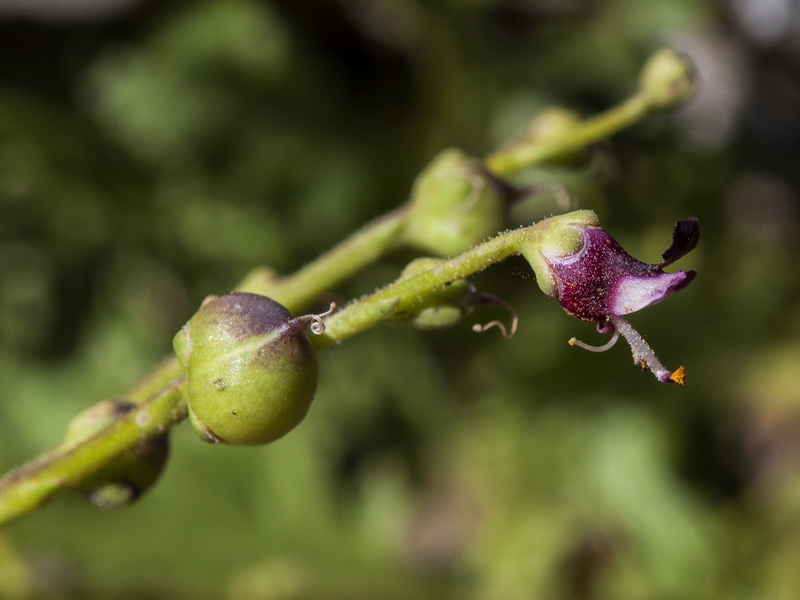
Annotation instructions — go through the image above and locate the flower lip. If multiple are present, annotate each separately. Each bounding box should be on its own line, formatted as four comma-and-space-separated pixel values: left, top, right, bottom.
610, 268, 696, 316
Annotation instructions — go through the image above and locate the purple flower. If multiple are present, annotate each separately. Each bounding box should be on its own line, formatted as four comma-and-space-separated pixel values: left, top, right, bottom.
529, 213, 699, 384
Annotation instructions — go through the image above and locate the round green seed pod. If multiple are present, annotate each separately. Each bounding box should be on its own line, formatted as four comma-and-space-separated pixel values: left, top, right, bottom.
174, 292, 320, 446
62, 399, 170, 509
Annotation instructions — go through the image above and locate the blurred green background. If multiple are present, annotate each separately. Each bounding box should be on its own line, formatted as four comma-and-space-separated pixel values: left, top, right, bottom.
2, 0, 800, 598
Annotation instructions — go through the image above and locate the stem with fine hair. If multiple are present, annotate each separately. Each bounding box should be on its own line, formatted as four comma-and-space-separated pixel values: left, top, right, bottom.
0, 46, 695, 528
0, 217, 550, 527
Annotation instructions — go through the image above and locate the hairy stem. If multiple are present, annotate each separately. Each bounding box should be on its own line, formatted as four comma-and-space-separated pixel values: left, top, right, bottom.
312, 224, 536, 348
486, 95, 652, 176
0, 47, 688, 528
238, 207, 410, 310
0, 381, 186, 526
0, 218, 541, 527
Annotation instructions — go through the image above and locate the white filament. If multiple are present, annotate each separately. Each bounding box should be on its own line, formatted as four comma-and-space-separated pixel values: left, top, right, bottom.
568, 329, 620, 353
472, 314, 519, 339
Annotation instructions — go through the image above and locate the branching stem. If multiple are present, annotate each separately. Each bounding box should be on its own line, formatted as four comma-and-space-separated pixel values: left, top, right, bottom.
0, 52, 679, 527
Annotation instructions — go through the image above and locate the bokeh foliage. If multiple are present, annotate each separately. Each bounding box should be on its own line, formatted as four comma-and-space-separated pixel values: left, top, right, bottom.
2, 0, 800, 598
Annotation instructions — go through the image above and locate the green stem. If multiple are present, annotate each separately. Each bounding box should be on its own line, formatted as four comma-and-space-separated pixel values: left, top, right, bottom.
238, 207, 409, 311
312, 223, 538, 348
0, 209, 411, 528
0, 216, 543, 528
0, 46, 686, 527
0, 380, 186, 526
486, 94, 652, 177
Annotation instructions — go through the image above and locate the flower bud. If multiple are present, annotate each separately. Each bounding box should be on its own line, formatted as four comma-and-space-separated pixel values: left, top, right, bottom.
394, 258, 519, 337
62, 399, 169, 509
517, 107, 584, 162
395, 258, 472, 329
639, 47, 696, 111
527, 107, 582, 141
174, 292, 321, 445
403, 149, 507, 256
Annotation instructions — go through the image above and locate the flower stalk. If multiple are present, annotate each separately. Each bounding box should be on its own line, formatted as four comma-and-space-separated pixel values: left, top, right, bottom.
0, 47, 697, 528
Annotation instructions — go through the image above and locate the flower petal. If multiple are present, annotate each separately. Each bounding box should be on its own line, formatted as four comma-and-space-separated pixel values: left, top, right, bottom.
610, 269, 697, 315
660, 217, 700, 267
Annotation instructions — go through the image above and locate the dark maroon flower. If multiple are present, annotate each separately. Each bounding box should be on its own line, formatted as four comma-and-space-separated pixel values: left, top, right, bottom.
525, 212, 699, 384
549, 219, 698, 322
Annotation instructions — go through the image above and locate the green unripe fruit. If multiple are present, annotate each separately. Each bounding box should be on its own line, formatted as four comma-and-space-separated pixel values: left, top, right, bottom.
404, 149, 507, 256
62, 399, 170, 509
174, 292, 320, 446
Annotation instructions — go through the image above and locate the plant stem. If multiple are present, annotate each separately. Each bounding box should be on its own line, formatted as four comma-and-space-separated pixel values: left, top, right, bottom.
0, 48, 678, 527
0, 211, 411, 529
312, 223, 539, 348
238, 207, 409, 311
0, 216, 543, 528
0, 380, 186, 526
486, 95, 652, 176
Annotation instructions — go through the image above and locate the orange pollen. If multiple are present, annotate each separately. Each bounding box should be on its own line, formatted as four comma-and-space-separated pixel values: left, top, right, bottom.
669, 366, 687, 385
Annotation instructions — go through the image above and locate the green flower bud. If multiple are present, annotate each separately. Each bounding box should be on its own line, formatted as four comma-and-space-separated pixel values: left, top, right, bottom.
394, 257, 518, 337
525, 107, 582, 142
62, 399, 169, 509
174, 292, 323, 446
639, 47, 696, 111
396, 258, 472, 329
403, 149, 507, 256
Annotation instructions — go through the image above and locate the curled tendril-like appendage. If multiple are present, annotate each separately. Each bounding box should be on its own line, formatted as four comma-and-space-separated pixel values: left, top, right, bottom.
306, 303, 336, 336
395, 258, 520, 339
470, 292, 519, 339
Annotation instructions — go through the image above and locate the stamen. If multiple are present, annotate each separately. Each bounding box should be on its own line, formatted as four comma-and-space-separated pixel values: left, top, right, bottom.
568, 329, 620, 353
473, 316, 518, 339
608, 315, 683, 384
470, 292, 519, 339
567, 331, 619, 352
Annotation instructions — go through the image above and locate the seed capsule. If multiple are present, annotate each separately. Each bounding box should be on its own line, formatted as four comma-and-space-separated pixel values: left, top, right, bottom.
174, 292, 321, 446
62, 399, 169, 509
